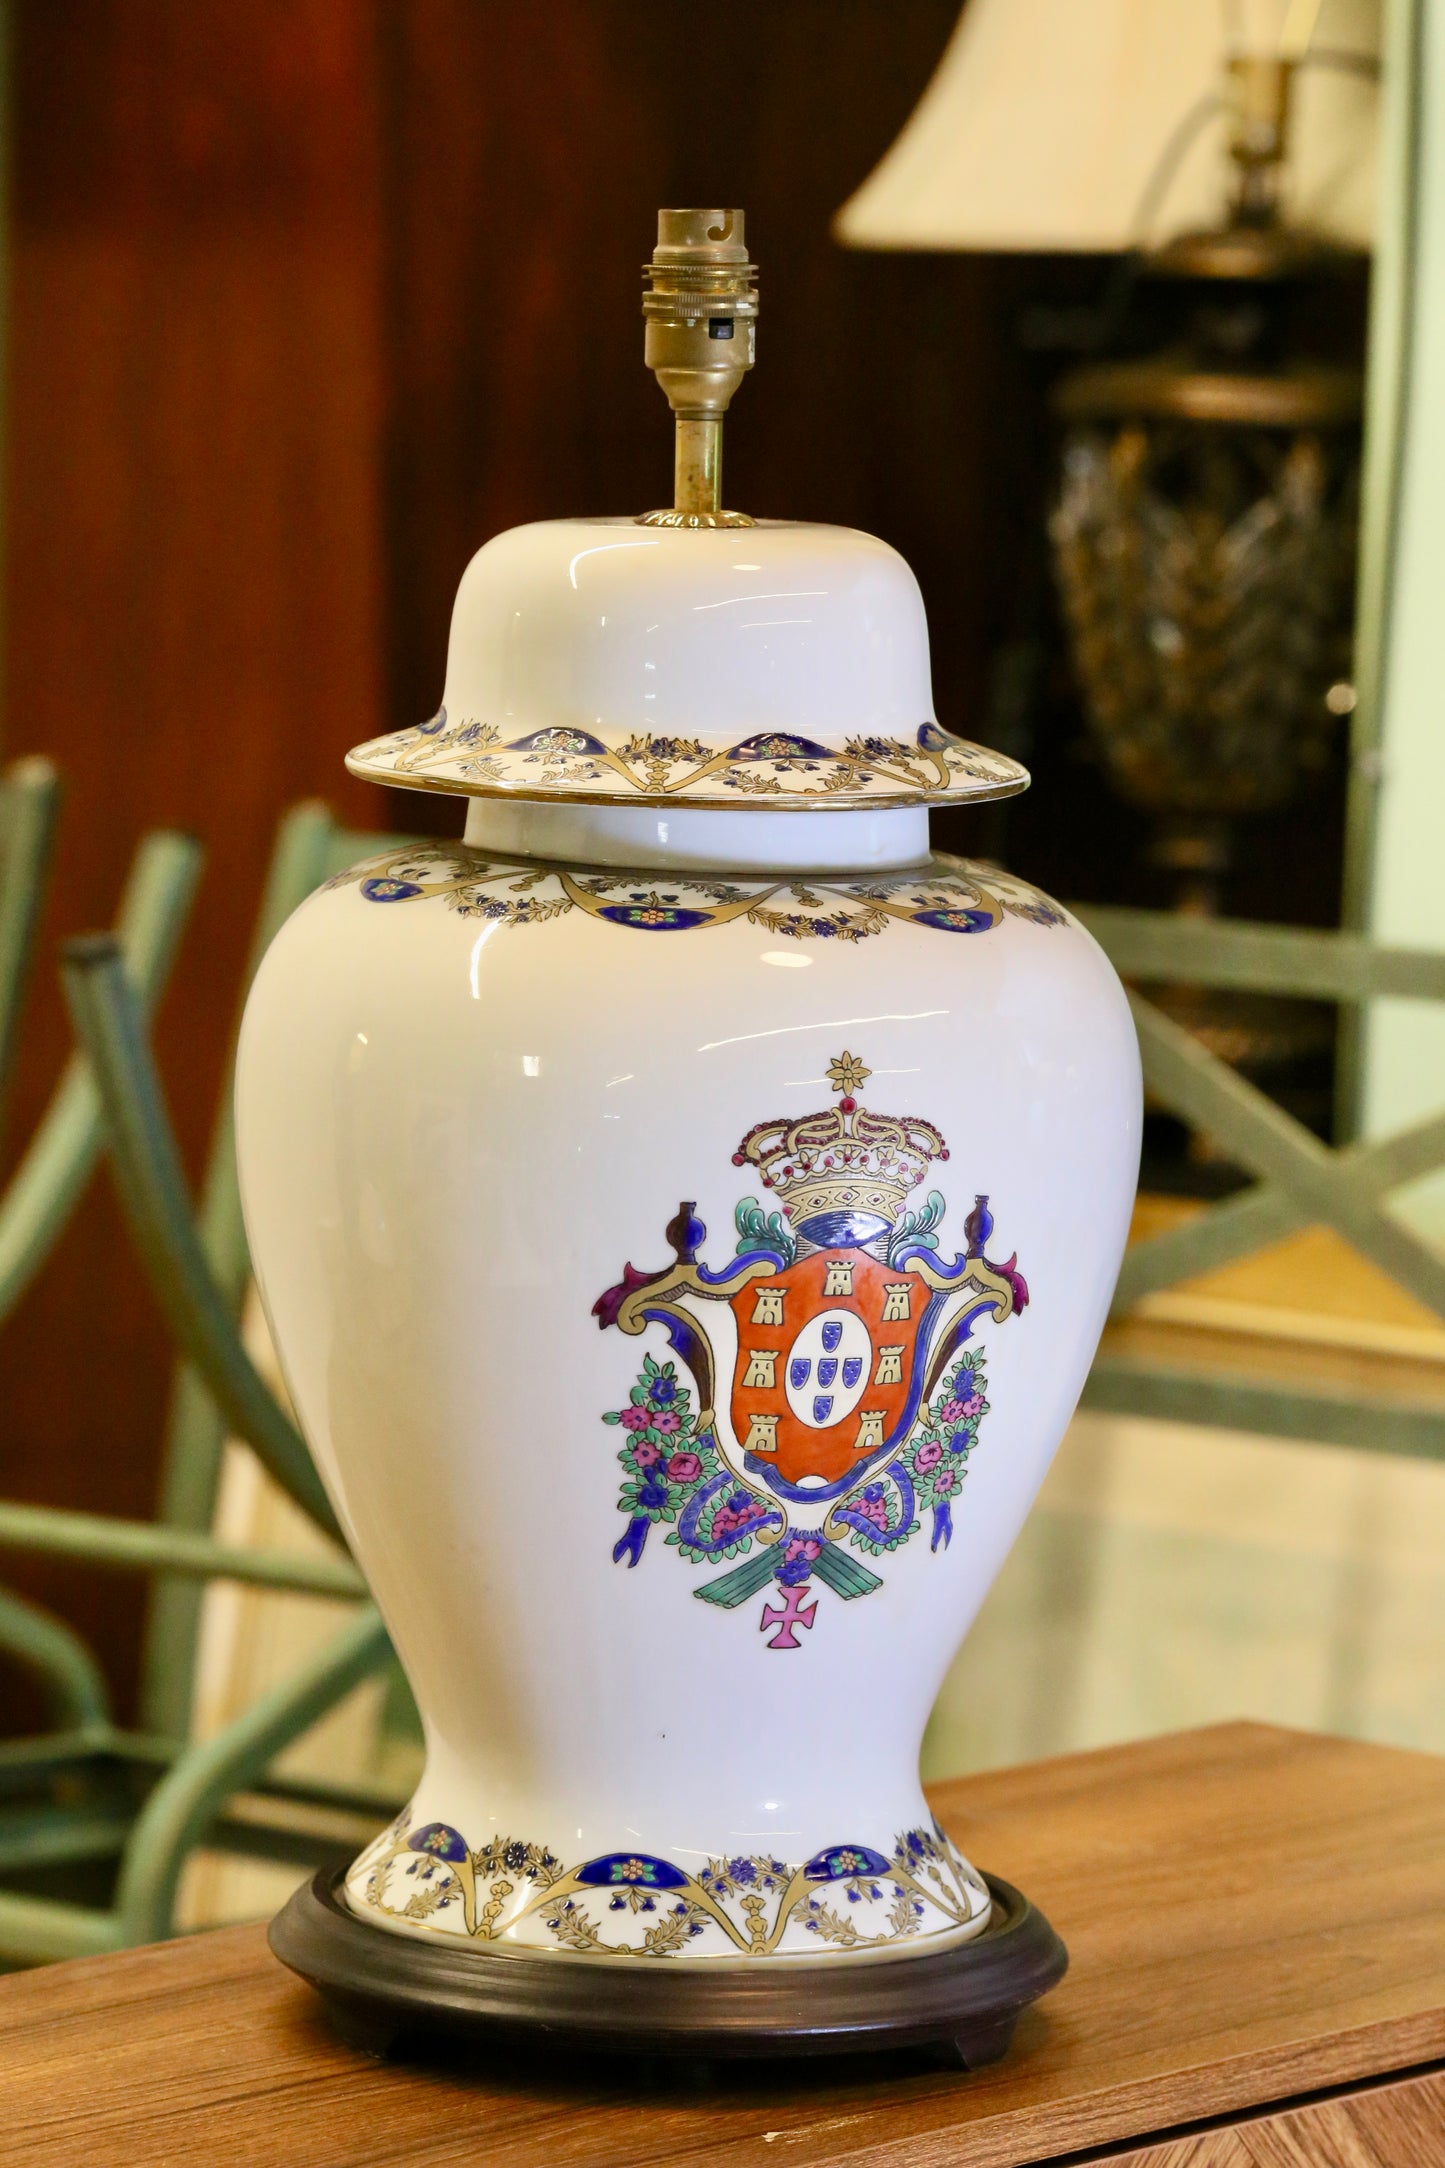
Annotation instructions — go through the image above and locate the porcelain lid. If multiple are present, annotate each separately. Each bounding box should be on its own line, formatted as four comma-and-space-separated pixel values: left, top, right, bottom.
347, 518, 1028, 812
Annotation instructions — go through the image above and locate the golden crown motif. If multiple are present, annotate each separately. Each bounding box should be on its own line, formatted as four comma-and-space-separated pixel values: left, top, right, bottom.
731, 1052, 948, 1244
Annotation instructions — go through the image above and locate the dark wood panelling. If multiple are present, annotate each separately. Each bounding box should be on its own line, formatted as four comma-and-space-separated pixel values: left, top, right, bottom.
373, 1, 1010, 843
0, 1, 384, 1724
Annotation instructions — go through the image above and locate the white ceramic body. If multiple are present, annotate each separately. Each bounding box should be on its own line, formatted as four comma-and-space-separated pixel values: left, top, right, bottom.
236, 798, 1141, 1965
343, 521, 1028, 811
439, 519, 937, 744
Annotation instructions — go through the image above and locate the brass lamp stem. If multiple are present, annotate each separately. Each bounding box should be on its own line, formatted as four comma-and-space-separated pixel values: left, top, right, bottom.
639, 208, 758, 530
674, 415, 724, 520
1226, 54, 1296, 226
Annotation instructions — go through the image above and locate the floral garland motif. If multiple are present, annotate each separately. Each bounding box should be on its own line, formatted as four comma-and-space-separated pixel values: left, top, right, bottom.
326, 844, 1067, 942
602, 1331, 992, 1643
350, 1808, 989, 1958
344, 710, 1029, 809
593, 1057, 1028, 1645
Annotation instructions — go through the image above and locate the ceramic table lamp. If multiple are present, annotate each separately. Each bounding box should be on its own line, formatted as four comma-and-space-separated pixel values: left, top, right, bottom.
245, 211, 1141, 2062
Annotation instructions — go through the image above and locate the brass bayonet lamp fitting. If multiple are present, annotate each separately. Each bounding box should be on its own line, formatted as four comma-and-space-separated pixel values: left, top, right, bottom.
639, 208, 758, 528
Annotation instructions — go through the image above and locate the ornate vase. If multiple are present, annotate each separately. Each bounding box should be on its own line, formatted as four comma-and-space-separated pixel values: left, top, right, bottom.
238, 211, 1141, 2056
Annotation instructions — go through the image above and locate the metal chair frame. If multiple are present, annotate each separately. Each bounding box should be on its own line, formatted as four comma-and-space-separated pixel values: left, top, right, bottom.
0, 781, 410, 1959
1076, 904, 1445, 1462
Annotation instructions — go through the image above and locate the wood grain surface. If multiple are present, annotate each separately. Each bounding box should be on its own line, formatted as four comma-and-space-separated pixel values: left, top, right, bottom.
1092, 2065, 1445, 2163
0, 1723, 1441, 2166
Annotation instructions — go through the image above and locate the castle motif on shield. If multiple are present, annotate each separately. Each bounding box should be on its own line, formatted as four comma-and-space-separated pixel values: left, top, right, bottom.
594, 1054, 1028, 1647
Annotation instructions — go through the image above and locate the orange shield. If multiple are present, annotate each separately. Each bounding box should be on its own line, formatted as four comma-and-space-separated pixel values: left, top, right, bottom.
728, 1250, 932, 1488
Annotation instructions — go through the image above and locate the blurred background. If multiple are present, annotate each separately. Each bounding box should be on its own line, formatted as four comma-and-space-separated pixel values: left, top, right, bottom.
0, 0, 1442, 1945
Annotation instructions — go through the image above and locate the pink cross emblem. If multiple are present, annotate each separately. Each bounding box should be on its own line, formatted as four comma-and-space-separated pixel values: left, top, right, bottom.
760, 1583, 817, 1650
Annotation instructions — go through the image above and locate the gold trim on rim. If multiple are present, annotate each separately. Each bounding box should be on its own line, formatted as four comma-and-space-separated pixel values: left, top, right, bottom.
344, 759, 1030, 811
345, 716, 1030, 811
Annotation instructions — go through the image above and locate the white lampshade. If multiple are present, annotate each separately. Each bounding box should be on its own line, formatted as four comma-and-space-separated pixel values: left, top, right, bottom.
836, 0, 1379, 254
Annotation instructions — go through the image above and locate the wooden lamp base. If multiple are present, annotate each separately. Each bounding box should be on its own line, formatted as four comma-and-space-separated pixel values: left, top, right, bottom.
270, 1866, 1066, 2068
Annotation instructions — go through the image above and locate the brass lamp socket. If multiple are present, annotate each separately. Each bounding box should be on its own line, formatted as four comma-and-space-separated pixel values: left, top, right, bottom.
639, 208, 758, 529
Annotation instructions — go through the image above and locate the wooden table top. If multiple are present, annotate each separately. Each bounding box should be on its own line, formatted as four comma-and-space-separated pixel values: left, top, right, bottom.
2, 1722, 1443, 2166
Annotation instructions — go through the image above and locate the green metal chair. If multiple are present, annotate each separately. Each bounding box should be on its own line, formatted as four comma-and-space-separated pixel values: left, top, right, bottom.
0, 788, 415, 1961
1074, 903, 1445, 1463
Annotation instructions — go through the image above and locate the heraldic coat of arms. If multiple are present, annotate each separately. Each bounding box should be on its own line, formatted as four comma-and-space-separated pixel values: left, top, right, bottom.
594, 1053, 1029, 1648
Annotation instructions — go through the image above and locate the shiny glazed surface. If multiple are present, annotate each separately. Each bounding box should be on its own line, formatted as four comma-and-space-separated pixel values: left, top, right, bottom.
344, 522, 1029, 809
235, 831, 1140, 1962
